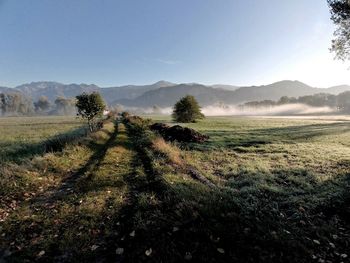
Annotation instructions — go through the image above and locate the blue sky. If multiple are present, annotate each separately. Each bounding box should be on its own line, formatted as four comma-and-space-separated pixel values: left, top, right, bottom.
0, 0, 349, 88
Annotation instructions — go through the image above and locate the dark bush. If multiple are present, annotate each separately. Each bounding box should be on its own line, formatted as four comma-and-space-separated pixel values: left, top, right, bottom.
150, 122, 209, 143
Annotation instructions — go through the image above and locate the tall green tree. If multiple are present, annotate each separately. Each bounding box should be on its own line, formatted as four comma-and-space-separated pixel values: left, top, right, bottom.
172, 95, 204, 123
76, 92, 106, 132
328, 0, 350, 60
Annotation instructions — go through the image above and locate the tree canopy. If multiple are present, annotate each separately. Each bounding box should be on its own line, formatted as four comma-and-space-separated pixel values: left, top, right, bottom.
0, 93, 34, 116
34, 96, 50, 112
328, 0, 350, 60
76, 92, 106, 132
172, 95, 204, 123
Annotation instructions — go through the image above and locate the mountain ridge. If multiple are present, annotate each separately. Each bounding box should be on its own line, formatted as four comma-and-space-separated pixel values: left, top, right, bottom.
1, 80, 350, 107
115, 80, 350, 107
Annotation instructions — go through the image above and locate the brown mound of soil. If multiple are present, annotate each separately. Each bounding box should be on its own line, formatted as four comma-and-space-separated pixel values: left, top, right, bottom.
150, 122, 170, 133
150, 123, 209, 143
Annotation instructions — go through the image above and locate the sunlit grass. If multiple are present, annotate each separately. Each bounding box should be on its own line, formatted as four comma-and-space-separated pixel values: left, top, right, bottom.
0, 116, 85, 162
1, 115, 349, 262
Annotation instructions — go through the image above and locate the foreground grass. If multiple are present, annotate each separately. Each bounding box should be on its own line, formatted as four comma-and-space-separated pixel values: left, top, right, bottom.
0, 116, 85, 163
1, 115, 349, 262
146, 115, 350, 262
0, 121, 135, 261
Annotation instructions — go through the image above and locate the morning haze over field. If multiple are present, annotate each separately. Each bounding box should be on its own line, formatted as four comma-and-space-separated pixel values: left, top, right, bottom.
1, 1, 350, 262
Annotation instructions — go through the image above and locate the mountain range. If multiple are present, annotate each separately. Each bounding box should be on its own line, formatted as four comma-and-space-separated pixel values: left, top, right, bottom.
1, 80, 350, 108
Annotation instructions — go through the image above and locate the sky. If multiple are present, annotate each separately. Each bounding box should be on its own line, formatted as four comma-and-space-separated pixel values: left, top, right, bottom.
0, 0, 349, 88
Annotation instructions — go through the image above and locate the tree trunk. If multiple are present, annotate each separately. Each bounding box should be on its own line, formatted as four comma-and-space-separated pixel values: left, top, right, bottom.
88, 120, 94, 132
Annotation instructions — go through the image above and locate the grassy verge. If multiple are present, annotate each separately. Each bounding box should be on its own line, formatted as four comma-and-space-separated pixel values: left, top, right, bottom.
0, 116, 86, 163
0, 120, 137, 262
138, 115, 350, 262
1, 115, 349, 262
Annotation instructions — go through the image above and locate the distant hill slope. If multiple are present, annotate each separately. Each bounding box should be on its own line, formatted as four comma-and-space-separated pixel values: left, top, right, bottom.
115, 80, 350, 107
115, 84, 224, 107
1, 81, 175, 104
231, 81, 319, 102
15, 82, 100, 102
325, 85, 350, 94
0, 86, 20, 93
212, 84, 239, 91
101, 81, 175, 103
1, 80, 350, 107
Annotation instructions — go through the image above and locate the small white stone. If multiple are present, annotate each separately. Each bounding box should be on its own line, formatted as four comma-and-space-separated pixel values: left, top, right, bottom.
145, 248, 152, 256
116, 247, 124, 255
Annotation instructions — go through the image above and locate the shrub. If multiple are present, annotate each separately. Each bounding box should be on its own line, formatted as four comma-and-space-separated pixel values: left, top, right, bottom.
172, 95, 204, 123
76, 92, 106, 132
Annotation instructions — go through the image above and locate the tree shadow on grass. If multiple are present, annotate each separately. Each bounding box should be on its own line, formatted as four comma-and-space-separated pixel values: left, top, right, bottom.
0, 126, 88, 164
198, 122, 350, 150
31, 124, 119, 206
2, 123, 350, 263
0, 123, 123, 261
2, 159, 349, 262
99, 145, 201, 262
252, 122, 350, 141
100, 158, 350, 263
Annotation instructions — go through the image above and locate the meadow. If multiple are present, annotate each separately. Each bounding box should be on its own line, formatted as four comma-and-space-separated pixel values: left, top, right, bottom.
0, 115, 349, 262
0, 116, 85, 163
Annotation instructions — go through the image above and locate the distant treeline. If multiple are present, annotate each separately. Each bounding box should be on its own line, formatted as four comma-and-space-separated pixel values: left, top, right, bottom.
3, 90, 350, 116
240, 91, 350, 113
0, 93, 76, 116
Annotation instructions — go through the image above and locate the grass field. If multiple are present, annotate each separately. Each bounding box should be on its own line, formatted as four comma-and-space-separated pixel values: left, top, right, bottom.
0, 115, 349, 262
0, 116, 85, 163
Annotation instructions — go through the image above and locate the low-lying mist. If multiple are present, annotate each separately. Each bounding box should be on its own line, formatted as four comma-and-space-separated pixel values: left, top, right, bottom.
126, 103, 336, 116
201, 104, 336, 116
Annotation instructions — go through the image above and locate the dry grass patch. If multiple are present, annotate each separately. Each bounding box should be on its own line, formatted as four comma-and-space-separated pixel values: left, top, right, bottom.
151, 137, 183, 167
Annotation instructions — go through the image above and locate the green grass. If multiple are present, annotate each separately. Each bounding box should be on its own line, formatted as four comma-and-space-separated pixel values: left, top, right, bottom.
0, 116, 85, 163
0, 119, 133, 261
1, 115, 349, 262
146, 115, 350, 262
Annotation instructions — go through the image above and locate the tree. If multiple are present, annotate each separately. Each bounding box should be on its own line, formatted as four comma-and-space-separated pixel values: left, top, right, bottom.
278, 96, 291, 105
0, 93, 6, 115
328, 0, 350, 60
172, 95, 204, 123
54, 97, 76, 115
0, 92, 34, 116
337, 91, 350, 112
34, 96, 50, 112
152, 105, 162, 114
76, 92, 106, 132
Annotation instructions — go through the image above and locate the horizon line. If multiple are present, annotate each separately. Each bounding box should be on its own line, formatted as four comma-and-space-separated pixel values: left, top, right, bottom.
2, 79, 350, 89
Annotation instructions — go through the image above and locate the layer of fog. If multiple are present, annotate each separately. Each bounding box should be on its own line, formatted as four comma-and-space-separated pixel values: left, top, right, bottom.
125, 103, 336, 116
201, 104, 335, 116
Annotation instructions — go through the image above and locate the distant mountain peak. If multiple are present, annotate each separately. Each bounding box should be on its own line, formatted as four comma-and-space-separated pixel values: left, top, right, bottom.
17, 81, 62, 89
270, 80, 309, 85
153, 80, 176, 87
264, 80, 314, 89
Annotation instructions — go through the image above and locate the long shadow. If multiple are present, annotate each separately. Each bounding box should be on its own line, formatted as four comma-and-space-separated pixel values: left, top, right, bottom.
100, 124, 224, 262
0, 122, 133, 262
97, 123, 179, 261
101, 136, 350, 263
2, 121, 350, 262
0, 126, 88, 163
313, 170, 350, 221
200, 122, 350, 149
30, 122, 118, 206
252, 122, 350, 140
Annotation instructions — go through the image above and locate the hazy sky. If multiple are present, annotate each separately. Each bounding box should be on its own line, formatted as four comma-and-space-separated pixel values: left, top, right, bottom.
0, 0, 349, 88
